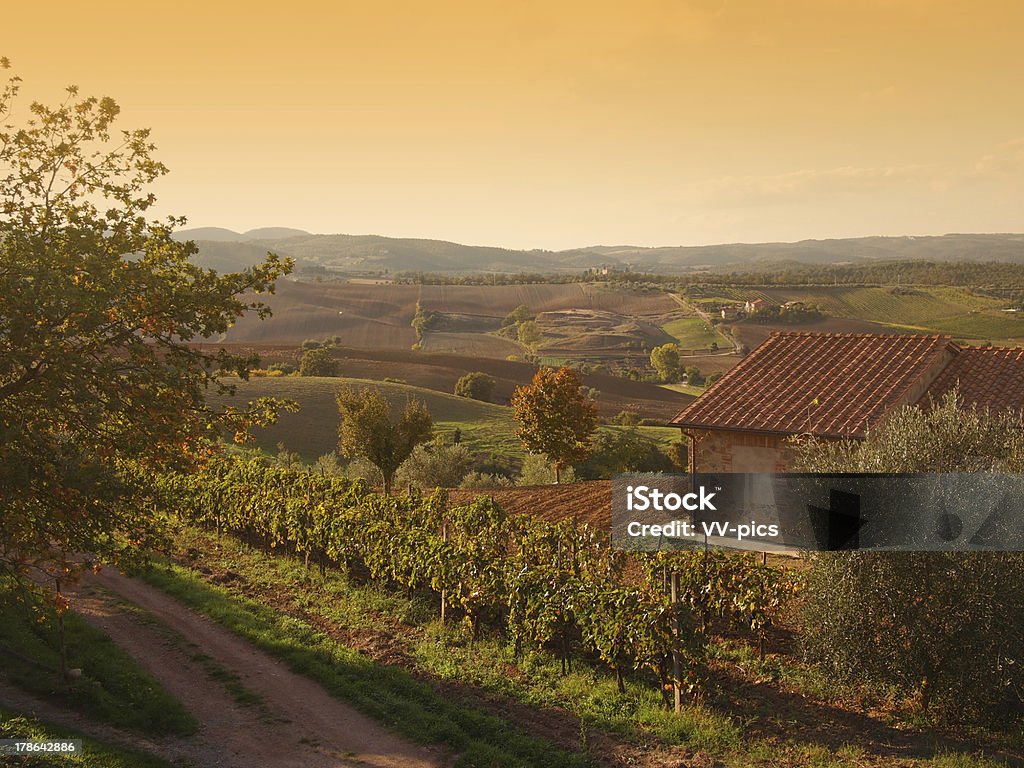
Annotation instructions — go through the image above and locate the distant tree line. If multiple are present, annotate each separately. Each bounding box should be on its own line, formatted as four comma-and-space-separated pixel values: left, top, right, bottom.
392, 260, 1024, 290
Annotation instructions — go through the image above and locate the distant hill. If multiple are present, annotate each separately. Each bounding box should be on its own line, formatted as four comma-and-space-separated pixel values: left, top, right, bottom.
242, 227, 312, 240
174, 229, 1024, 275
173, 226, 247, 242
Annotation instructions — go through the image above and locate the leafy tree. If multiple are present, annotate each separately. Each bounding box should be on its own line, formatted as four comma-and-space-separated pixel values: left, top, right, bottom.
793, 391, 1024, 723
517, 319, 543, 350
395, 438, 473, 490
518, 453, 576, 485
0, 60, 291, 595
411, 301, 439, 344
650, 344, 682, 382
273, 442, 303, 470
454, 371, 496, 402
299, 347, 339, 377
502, 303, 533, 327
683, 366, 704, 386
336, 387, 433, 494
511, 367, 597, 483
575, 428, 674, 479
310, 452, 344, 475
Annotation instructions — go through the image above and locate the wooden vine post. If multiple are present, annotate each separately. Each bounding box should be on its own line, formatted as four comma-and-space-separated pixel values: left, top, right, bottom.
670, 569, 682, 713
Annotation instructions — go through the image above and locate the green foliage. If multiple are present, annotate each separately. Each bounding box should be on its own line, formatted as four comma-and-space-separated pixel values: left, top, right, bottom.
748, 302, 825, 324
299, 347, 339, 377
273, 442, 304, 469
396, 439, 474, 490
684, 366, 704, 386
610, 410, 641, 426
502, 303, 534, 327
517, 319, 543, 349
161, 457, 798, 716
0, 62, 291, 593
791, 389, 1024, 474
650, 344, 682, 382
309, 452, 344, 475
793, 391, 1024, 723
575, 427, 674, 479
336, 387, 433, 494
511, 367, 598, 483
518, 453, 576, 485
454, 371, 496, 402
410, 301, 440, 343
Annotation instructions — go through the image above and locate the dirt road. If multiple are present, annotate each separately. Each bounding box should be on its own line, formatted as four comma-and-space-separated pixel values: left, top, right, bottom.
4, 568, 447, 768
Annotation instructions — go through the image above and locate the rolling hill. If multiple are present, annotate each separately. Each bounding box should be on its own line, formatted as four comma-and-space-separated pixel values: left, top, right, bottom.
210, 376, 683, 462
176, 229, 1024, 275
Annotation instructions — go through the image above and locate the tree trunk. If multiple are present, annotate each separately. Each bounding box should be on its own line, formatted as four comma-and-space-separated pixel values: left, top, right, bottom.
55, 578, 67, 683
555, 463, 561, 484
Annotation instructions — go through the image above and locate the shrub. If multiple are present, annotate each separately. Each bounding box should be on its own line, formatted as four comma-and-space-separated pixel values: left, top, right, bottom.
610, 410, 641, 426
299, 348, 339, 377
518, 453, 575, 485
454, 372, 496, 402
459, 472, 516, 489
793, 391, 1024, 723
395, 440, 473, 490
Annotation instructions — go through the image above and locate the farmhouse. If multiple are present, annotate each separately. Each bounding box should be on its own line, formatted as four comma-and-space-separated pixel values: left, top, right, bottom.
744, 298, 771, 314
670, 331, 1024, 472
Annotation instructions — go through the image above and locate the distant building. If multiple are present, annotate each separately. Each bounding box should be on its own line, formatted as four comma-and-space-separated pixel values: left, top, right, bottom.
670, 332, 1024, 472
744, 298, 770, 314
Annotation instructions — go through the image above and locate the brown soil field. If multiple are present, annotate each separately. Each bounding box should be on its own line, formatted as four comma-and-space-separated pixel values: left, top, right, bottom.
224, 280, 420, 345
449, 481, 612, 528
419, 284, 677, 317
198, 343, 693, 420
222, 282, 687, 365
419, 331, 525, 358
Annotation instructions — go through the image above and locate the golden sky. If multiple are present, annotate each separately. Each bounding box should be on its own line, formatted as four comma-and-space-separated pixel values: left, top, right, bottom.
6, 1, 1024, 248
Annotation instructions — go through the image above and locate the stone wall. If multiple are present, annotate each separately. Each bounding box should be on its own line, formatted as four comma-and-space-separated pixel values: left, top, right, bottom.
684, 428, 796, 473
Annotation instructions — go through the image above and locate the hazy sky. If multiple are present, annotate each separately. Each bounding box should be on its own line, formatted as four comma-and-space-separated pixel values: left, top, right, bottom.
6, 1, 1024, 249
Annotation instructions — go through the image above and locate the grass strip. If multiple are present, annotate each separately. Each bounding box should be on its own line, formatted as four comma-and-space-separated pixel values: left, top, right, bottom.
0, 589, 196, 738
0, 708, 173, 768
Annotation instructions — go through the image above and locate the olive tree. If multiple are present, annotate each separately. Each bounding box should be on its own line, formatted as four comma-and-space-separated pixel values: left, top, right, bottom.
793, 391, 1024, 723
336, 387, 433, 494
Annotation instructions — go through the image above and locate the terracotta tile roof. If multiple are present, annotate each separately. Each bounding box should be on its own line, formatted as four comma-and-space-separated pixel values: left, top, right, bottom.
669, 332, 956, 438
926, 346, 1024, 412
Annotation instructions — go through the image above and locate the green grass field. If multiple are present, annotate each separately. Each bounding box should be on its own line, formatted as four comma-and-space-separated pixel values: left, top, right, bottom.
661, 317, 725, 348
211, 376, 679, 465
659, 382, 707, 398
748, 286, 1024, 341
